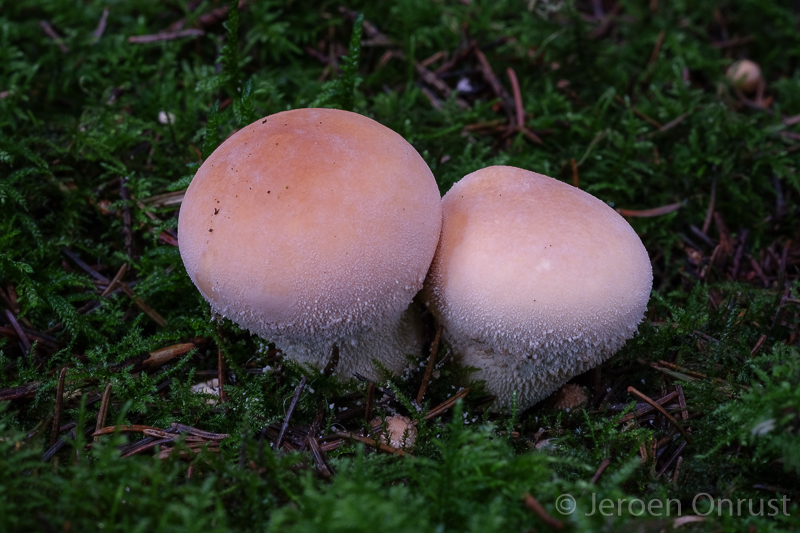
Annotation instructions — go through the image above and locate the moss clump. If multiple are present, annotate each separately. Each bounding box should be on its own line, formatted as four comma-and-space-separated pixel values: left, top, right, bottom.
1, 0, 799, 531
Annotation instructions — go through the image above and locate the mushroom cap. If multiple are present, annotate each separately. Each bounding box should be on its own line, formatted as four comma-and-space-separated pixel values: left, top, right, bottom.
179, 108, 442, 347
726, 59, 762, 93
371, 415, 417, 450
424, 166, 652, 407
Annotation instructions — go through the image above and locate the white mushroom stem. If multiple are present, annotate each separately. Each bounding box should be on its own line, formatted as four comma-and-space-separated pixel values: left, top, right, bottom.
272, 302, 426, 381
445, 332, 616, 410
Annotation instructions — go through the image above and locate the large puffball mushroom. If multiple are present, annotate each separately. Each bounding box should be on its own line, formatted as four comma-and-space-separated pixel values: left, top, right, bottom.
423, 166, 652, 411
178, 108, 442, 380
726, 59, 762, 94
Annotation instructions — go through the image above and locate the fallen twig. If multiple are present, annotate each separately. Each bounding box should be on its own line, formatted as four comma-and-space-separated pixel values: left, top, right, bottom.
333, 431, 410, 457
276, 376, 307, 449
616, 202, 683, 217
40, 20, 69, 53
590, 458, 611, 484
92, 7, 109, 42
416, 326, 443, 404
627, 386, 693, 444
425, 387, 471, 420
5, 308, 31, 354
50, 367, 68, 447
523, 493, 563, 530
128, 29, 204, 44
94, 383, 112, 442
656, 440, 687, 478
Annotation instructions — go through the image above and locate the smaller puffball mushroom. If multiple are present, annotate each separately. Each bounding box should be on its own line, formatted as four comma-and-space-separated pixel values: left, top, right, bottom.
550, 384, 588, 411
191, 378, 220, 405
726, 59, 762, 93
371, 415, 417, 450
178, 109, 442, 381
423, 166, 652, 411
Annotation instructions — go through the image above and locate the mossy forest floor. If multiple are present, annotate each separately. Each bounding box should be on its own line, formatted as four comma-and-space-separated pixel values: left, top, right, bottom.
2, 0, 800, 531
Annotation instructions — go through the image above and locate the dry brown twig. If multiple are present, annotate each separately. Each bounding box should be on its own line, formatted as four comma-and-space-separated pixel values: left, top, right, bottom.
276, 376, 308, 449
416, 326, 443, 404
94, 383, 113, 443
627, 386, 693, 444
128, 29, 204, 44
618, 390, 678, 423
590, 458, 611, 484
5, 308, 31, 354
425, 387, 471, 420
40, 20, 69, 53
616, 202, 683, 218
92, 7, 110, 42
50, 367, 69, 447
523, 493, 563, 530
332, 431, 411, 457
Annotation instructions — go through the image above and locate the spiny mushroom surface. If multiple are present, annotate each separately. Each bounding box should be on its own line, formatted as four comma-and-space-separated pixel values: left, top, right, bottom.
179, 108, 442, 380
423, 166, 652, 410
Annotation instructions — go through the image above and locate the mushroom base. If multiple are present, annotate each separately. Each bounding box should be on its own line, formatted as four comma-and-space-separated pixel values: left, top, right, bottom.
449, 334, 616, 412
271, 303, 427, 382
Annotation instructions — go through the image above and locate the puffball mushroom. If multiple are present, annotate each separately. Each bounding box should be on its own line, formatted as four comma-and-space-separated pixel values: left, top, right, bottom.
423, 166, 652, 411
371, 415, 417, 450
726, 59, 762, 94
178, 108, 442, 380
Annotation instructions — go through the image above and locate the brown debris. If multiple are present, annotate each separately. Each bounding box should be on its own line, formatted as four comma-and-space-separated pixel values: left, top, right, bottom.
5, 308, 31, 354
656, 441, 687, 478
618, 391, 678, 423
522, 493, 563, 530
590, 458, 611, 484
425, 387, 471, 420
92, 7, 109, 42
40, 20, 69, 53
332, 431, 411, 457
550, 383, 588, 410
50, 367, 68, 448
416, 325, 442, 404
628, 386, 693, 444
94, 383, 112, 443
128, 29, 205, 44
616, 202, 682, 218
276, 376, 307, 449
93, 423, 228, 460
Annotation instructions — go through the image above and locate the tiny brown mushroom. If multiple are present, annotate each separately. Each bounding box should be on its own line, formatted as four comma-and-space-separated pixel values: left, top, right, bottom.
371, 415, 417, 450
550, 384, 588, 410
726, 59, 762, 94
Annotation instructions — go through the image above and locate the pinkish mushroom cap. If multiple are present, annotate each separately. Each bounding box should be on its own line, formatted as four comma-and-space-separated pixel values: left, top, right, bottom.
423, 166, 652, 410
179, 108, 442, 380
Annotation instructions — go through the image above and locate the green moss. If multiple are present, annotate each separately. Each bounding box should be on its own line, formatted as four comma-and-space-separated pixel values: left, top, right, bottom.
1, 0, 799, 531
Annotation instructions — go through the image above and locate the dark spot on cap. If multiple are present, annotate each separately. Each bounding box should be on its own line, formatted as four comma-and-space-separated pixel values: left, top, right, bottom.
214, 208, 219, 215
209, 229, 213, 232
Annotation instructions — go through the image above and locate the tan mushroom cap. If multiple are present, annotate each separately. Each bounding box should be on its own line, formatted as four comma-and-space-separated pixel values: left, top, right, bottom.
371, 415, 417, 450
179, 108, 442, 379
423, 166, 652, 410
726, 59, 762, 93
